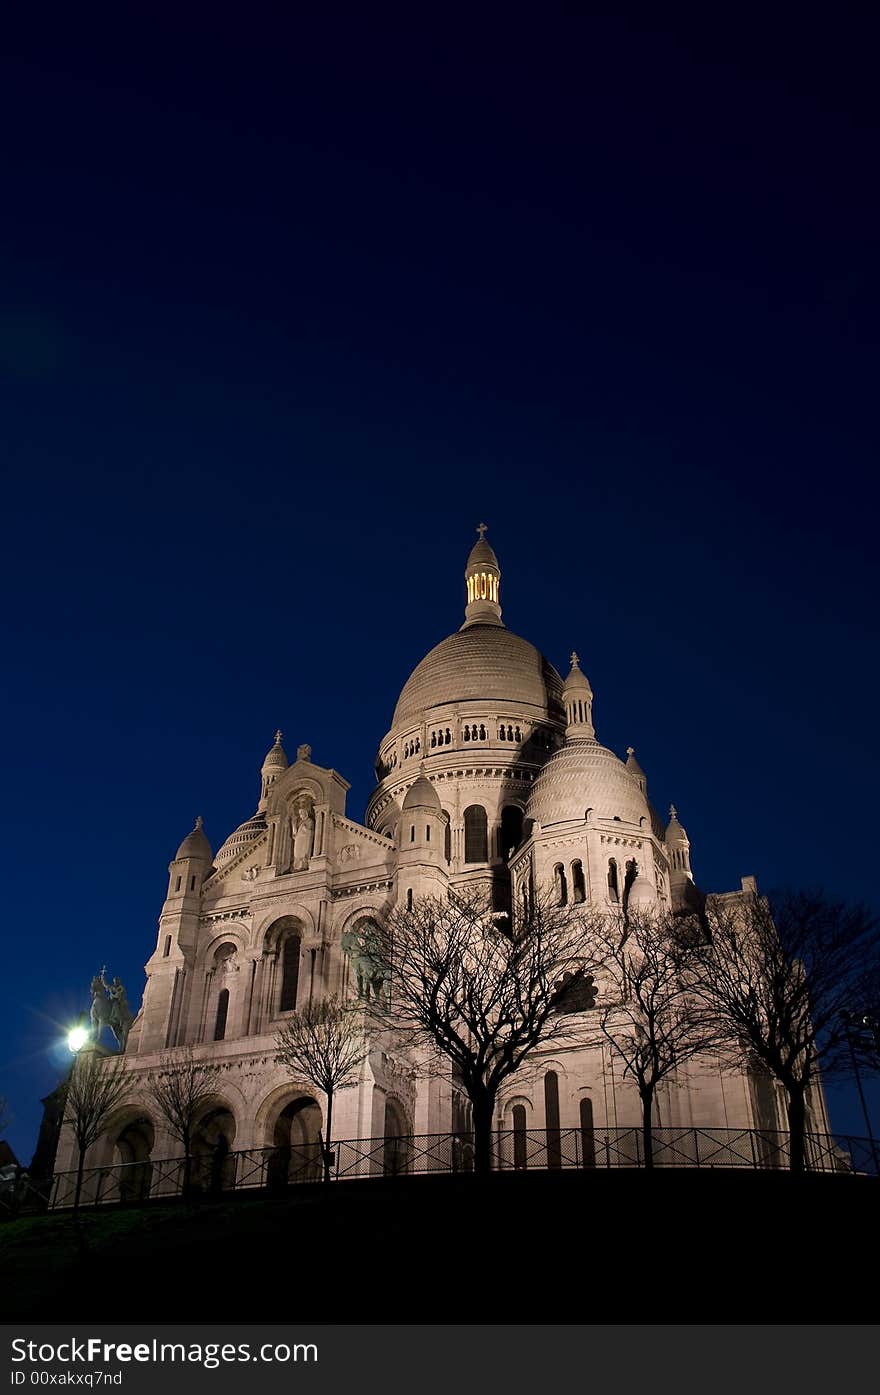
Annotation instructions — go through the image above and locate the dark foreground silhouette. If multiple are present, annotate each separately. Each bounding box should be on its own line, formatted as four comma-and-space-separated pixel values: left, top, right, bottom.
2, 1170, 876, 1322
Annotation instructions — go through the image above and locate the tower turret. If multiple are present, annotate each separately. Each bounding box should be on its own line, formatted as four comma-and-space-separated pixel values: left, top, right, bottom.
260, 729, 288, 807
461, 522, 502, 629
397, 773, 448, 900
563, 652, 595, 738
626, 746, 647, 796
665, 804, 693, 880
167, 815, 213, 899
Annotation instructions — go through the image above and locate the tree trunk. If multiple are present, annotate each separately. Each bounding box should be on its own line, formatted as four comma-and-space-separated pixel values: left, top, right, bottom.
471, 1094, 495, 1177
786, 1086, 807, 1175
73, 1146, 86, 1213
323, 1088, 334, 1184
183, 1129, 192, 1198
641, 1091, 655, 1171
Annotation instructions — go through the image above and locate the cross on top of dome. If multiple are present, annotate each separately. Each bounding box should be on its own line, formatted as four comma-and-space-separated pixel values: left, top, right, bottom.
477, 521, 488, 540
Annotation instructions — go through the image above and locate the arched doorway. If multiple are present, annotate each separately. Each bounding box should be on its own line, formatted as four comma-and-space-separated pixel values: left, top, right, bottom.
271, 1096, 323, 1184
115, 1117, 154, 1202
383, 1097, 410, 1176
192, 1105, 237, 1194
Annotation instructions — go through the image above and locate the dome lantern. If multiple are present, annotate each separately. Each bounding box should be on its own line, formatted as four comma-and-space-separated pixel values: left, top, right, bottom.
462, 523, 503, 630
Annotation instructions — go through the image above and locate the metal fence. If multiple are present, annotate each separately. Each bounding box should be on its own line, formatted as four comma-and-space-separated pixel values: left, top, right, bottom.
25, 1126, 876, 1213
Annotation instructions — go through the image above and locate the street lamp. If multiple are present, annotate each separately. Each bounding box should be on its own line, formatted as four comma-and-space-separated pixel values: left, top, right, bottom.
67, 1015, 90, 1053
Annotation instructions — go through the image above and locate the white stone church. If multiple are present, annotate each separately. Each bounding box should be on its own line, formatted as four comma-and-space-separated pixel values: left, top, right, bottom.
55, 527, 824, 1189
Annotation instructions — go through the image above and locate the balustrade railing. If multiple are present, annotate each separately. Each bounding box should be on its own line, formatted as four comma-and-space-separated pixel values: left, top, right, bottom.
18, 1126, 877, 1215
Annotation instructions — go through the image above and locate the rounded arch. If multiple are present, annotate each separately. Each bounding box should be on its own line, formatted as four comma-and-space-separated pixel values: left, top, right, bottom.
499, 804, 525, 861
338, 907, 387, 1002
115, 1115, 155, 1201
200, 928, 248, 967
464, 804, 489, 863
269, 1094, 324, 1184
254, 1080, 324, 1146
382, 1094, 412, 1176
258, 906, 317, 947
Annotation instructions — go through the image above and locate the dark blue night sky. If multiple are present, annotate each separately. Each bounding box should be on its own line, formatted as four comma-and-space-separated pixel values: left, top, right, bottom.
2, 9, 878, 1160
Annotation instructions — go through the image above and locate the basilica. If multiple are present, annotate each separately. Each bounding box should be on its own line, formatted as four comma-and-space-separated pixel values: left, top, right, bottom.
54, 528, 822, 1187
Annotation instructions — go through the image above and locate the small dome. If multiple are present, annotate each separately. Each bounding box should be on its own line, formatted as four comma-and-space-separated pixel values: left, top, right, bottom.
175, 816, 213, 862
262, 730, 288, 771
466, 537, 500, 572
526, 738, 651, 827
666, 805, 689, 844
402, 776, 442, 811
214, 811, 268, 868
564, 652, 593, 694
627, 867, 656, 909
625, 747, 646, 780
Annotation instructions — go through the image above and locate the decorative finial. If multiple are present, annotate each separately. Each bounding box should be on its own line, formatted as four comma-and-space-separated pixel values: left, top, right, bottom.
626, 746, 634, 757
570, 651, 580, 669
296, 743, 311, 763
669, 804, 677, 819
476, 522, 488, 540
195, 815, 203, 829
274, 729, 283, 744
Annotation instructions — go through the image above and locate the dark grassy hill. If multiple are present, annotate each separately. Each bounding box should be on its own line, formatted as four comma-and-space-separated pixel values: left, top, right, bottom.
2, 1171, 876, 1323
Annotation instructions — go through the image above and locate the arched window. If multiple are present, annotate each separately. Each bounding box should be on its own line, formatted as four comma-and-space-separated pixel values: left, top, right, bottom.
571, 860, 586, 903
214, 988, 229, 1041
406, 888, 413, 911
464, 805, 488, 863
580, 1096, 596, 1168
163, 935, 171, 957
280, 935, 301, 1012
500, 805, 524, 861
444, 820, 451, 863
554, 863, 568, 906
544, 1071, 562, 1169
512, 1104, 527, 1170
607, 859, 619, 902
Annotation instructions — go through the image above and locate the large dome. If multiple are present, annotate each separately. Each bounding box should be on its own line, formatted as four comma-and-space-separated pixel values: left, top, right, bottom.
392, 625, 565, 729
526, 737, 650, 827
214, 811, 267, 868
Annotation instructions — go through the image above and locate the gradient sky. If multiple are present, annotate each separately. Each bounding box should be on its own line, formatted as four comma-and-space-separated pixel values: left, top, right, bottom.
2, 9, 878, 1162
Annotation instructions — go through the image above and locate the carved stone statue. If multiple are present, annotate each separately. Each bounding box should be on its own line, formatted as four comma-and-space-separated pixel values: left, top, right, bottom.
341, 920, 388, 1002
292, 796, 315, 871
89, 968, 134, 1051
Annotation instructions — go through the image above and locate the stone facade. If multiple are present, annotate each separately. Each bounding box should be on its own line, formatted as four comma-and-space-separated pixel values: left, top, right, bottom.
54, 528, 828, 1182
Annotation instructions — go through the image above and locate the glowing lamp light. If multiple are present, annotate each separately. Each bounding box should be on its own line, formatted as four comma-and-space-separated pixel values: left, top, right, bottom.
67, 1025, 89, 1053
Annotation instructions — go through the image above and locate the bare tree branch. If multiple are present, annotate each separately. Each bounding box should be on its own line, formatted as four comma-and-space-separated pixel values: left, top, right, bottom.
275, 997, 369, 1182
146, 1046, 222, 1194
688, 887, 880, 1172
65, 1049, 132, 1210
585, 907, 722, 1166
369, 890, 604, 1173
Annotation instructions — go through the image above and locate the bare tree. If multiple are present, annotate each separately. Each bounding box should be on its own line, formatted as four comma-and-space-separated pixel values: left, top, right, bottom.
371, 891, 604, 1175
65, 1048, 132, 1211
690, 887, 880, 1173
587, 908, 721, 1168
146, 1046, 222, 1195
275, 997, 369, 1183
